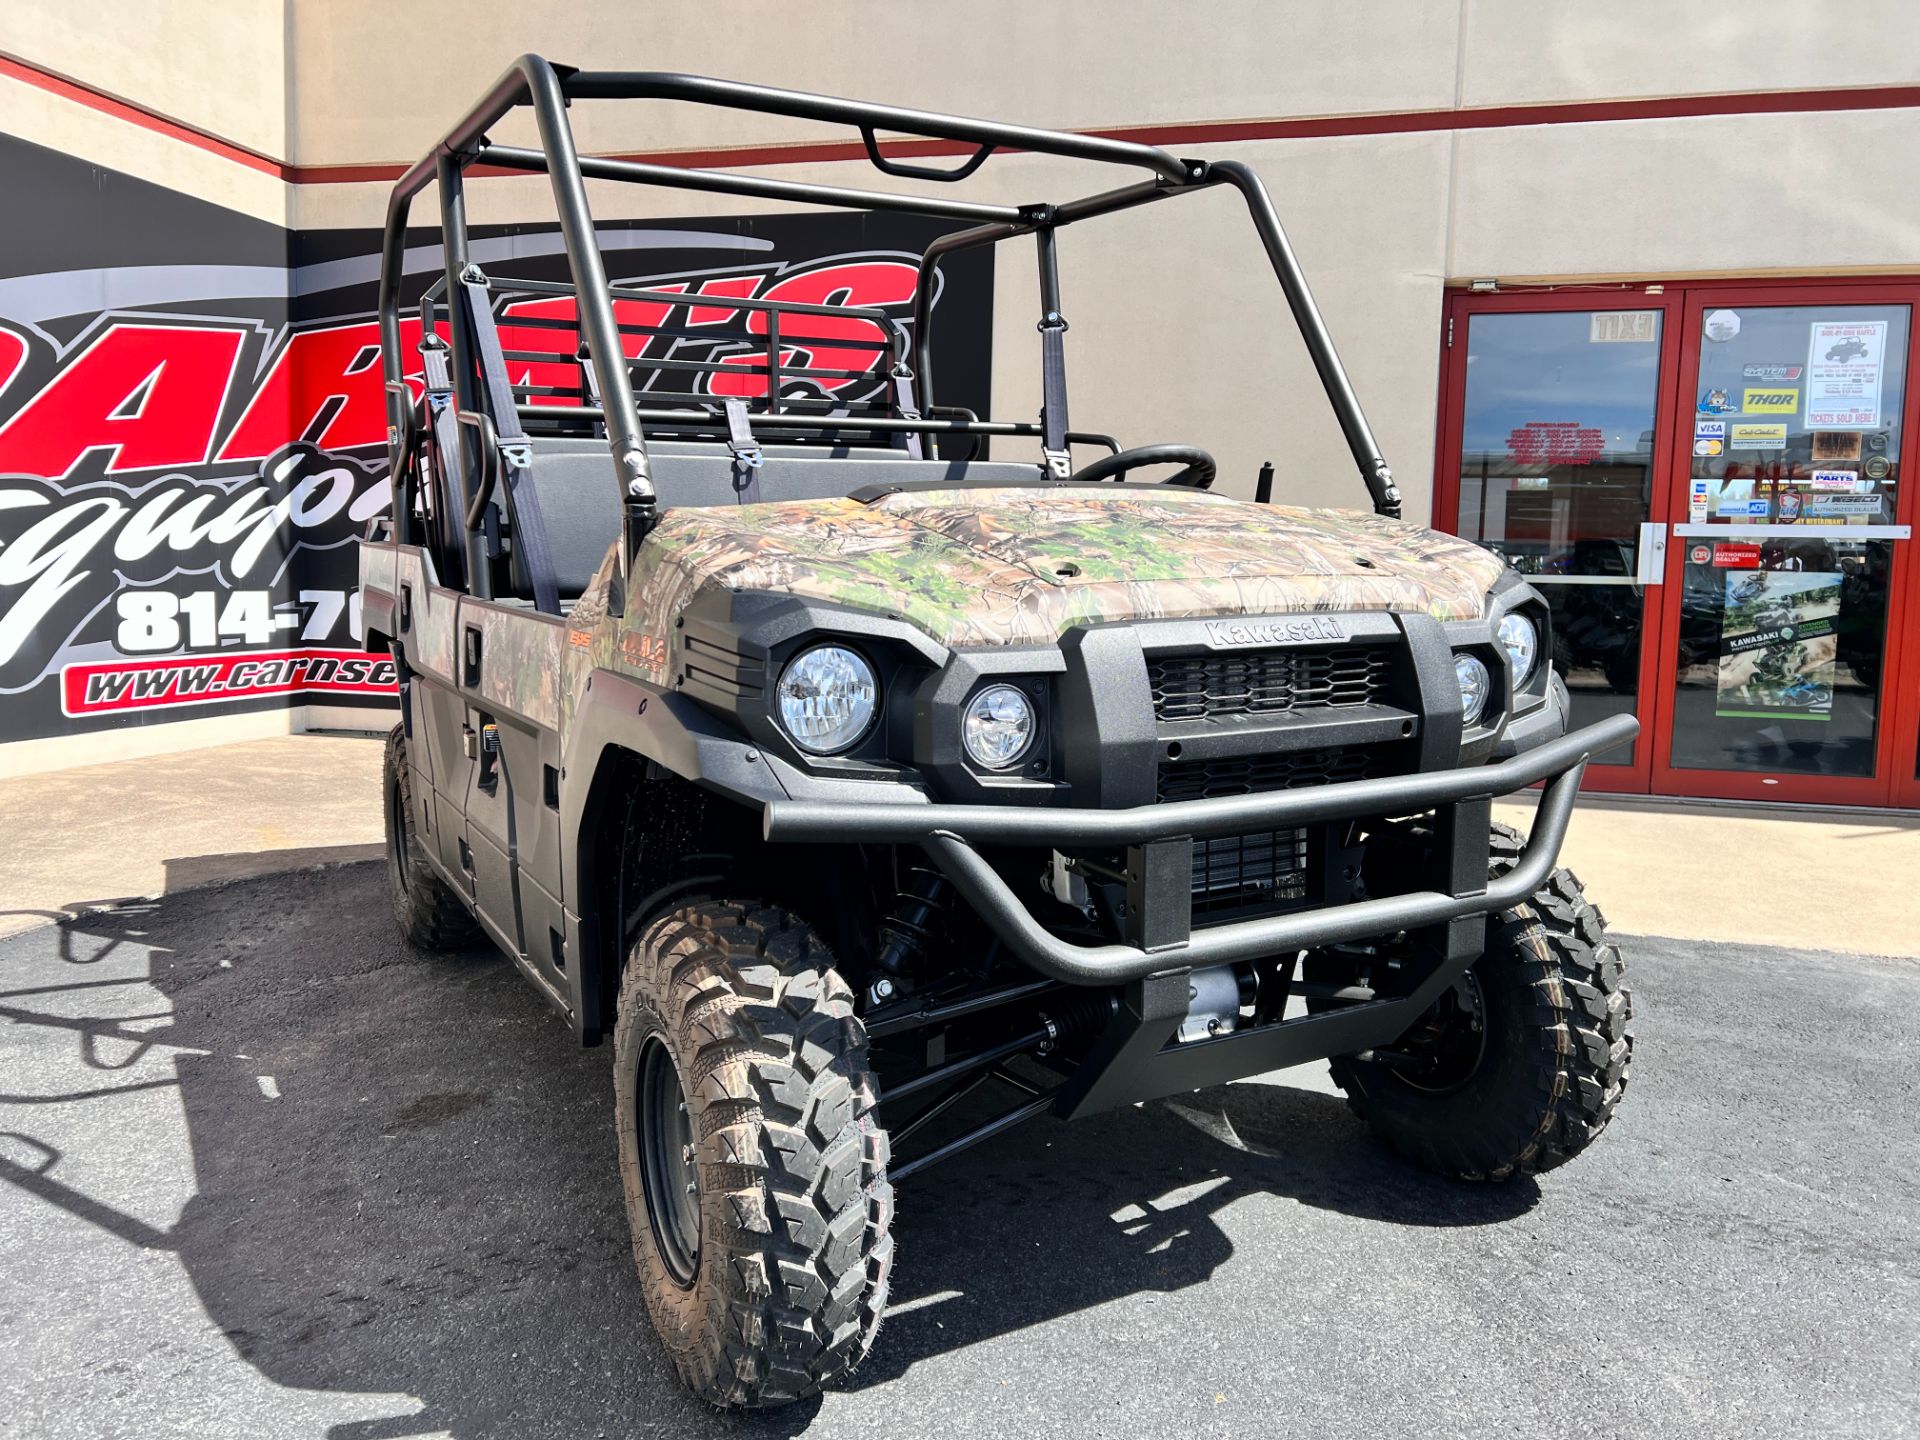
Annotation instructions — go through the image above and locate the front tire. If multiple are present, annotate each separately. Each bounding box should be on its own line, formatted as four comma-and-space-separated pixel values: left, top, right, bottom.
1325, 824, 1633, 1181
613, 901, 892, 1408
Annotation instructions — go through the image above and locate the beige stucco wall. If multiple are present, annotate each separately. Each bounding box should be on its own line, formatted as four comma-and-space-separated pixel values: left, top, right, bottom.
5, 0, 1920, 520
1459, 0, 1920, 104
0, 0, 289, 160
280, 0, 1463, 164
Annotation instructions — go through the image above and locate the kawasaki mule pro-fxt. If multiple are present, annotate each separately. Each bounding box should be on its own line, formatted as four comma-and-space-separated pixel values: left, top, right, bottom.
362, 57, 1637, 1408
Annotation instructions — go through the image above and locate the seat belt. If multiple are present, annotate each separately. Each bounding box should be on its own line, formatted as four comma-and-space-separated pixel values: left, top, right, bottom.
723, 397, 764, 504
889, 361, 925, 461
1038, 311, 1072, 479
419, 335, 500, 563
456, 268, 561, 615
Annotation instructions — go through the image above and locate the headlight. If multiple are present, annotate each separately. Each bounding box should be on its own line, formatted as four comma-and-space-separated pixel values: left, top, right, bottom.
775, 644, 878, 754
1455, 653, 1491, 727
962, 683, 1035, 770
1497, 612, 1538, 686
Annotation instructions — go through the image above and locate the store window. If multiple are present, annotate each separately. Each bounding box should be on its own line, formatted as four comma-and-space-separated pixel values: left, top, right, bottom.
1452, 308, 1662, 767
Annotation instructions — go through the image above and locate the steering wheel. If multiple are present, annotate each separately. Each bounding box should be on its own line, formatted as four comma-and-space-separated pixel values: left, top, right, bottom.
1067, 443, 1217, 490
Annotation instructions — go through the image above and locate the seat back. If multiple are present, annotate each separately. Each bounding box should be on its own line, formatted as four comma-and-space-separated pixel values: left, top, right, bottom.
509, 439, 1045, 601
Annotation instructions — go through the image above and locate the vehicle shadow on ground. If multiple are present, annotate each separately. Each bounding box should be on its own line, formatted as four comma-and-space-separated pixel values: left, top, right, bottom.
0, 863, 1535, 1438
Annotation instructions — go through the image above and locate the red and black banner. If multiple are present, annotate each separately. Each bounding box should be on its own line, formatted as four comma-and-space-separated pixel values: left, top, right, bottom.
0, 135, 994, 743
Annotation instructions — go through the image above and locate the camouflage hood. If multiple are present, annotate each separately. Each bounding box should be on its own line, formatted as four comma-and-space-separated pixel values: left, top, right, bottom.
625, 486, 1507, 649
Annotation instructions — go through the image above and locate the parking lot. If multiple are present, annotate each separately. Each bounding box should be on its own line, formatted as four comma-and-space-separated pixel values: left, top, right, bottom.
2, 859, 1915, 1439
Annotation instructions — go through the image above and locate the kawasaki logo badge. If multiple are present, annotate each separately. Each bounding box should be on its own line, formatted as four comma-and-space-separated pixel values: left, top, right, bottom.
1204, 616, 1346, 648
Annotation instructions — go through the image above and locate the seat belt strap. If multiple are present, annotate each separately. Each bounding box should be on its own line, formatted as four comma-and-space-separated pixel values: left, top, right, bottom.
890, 362, 925, 460
457, 268, 560, 615
420, 337, 500, 559
724, 397, 764, 504
1038, 312, 1071, 479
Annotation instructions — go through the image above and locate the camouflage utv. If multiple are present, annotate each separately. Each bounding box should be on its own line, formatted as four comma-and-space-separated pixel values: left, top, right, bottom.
363, 57, 1638, 1409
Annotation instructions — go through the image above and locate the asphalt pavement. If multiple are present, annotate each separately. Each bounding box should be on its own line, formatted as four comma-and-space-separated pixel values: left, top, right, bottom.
1, 861, 1915, 1439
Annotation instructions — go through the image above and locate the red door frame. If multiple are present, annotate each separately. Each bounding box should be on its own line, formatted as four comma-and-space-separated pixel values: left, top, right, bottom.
1434, 278, 1920, 809
1431, 286, 1684, 794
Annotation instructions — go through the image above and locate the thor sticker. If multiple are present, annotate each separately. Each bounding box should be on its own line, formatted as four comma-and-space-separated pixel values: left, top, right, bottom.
1742, 388, 1798, 414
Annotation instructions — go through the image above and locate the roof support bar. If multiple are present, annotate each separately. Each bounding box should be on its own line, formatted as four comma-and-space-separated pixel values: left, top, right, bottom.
479, 144, 1027, 226
379, 53, 1406, 553
558, 71, 1193, 185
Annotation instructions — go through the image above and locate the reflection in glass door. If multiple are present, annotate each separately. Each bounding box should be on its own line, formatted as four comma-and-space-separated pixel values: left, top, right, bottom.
1658, 296, 1909, 799
1450, 304, 1671, 779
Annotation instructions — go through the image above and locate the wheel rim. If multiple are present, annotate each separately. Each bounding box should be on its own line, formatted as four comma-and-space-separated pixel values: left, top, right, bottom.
636, 1036, 701, 1287
1389, 971, 1488, 1095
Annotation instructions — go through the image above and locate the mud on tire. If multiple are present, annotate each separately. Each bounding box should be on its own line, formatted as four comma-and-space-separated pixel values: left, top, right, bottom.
1327, 823, 1633, 1181
382, 724, 480, 951
613, 901, 893, 1408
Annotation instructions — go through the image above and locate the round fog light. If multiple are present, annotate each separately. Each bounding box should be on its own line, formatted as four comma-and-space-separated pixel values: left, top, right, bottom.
1455, 653, 1491, 727
775, 645, 877, 754
963, 684, 1035, 770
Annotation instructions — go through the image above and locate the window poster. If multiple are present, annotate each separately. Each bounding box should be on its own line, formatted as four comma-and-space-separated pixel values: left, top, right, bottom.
1805, 321, 1886, 429
1715, 571, 1842, 721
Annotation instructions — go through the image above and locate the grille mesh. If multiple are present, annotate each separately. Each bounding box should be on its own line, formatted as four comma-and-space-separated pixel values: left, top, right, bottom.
1191, 829, 1310, 920
1148, 645, 1391, 723
1157, 747, 1372, 804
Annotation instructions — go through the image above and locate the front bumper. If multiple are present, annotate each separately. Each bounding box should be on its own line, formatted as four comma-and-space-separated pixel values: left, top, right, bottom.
763, 712, 1639, 986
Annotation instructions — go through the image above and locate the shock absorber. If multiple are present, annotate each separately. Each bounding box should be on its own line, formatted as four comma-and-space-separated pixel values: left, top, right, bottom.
875, 864, 950, 977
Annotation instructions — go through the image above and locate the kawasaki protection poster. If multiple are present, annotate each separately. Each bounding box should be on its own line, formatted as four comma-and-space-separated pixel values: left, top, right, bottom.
0, 135, 992, 744
1714, 570, 1842, 721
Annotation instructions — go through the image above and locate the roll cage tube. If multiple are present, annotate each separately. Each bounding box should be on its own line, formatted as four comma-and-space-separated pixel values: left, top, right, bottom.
376, 55, 1405, 566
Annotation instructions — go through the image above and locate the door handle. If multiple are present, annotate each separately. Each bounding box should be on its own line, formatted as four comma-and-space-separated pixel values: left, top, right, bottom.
462, 625, 483, 686
1635, 523, 1667, 585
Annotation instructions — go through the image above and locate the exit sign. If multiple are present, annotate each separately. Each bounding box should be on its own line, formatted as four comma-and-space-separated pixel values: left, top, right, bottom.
1590, 311, 1659, 343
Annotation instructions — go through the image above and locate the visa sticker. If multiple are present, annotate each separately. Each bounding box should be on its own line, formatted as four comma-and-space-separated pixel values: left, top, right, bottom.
1694, 420, 1727, 440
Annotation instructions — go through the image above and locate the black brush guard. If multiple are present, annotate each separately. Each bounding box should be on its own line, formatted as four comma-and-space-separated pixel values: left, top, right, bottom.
766, 712, 1637, 1118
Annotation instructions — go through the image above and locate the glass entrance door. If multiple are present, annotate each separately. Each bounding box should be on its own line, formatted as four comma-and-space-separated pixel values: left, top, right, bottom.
1442, 296, 1677, 789
1651, 288, 1917, 803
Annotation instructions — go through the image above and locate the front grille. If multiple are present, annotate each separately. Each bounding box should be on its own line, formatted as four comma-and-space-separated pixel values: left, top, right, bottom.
1148, 645, 1392, 723
1191, 828, 1310, 921
1157, 747, 1372, 804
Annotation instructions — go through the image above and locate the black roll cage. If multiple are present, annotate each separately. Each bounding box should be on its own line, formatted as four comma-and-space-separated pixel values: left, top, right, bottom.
378, 54, 1404, 586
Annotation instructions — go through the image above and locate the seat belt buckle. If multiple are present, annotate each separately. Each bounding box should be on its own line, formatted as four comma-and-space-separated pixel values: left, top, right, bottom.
1042, 448, 1073, 480
723, 397, 764, 503
723, 397, 763, 469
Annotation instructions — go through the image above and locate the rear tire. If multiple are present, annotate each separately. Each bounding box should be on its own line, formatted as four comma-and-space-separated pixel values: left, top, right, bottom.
1324, 823, 1633, 1181
613, 900, 893, 1408
383, 724, 479, 951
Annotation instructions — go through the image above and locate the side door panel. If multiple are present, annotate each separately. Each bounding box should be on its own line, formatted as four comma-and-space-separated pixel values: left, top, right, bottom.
392, 552, 474, 888
454, 597, 573, 1011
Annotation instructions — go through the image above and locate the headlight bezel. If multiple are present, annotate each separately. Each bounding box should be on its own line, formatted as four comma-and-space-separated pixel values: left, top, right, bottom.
773, 642, 881, 756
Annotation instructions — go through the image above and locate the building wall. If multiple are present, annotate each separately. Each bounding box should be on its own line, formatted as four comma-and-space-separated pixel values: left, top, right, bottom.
265, 0, 1920, 514
0, 0, 1917, 769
